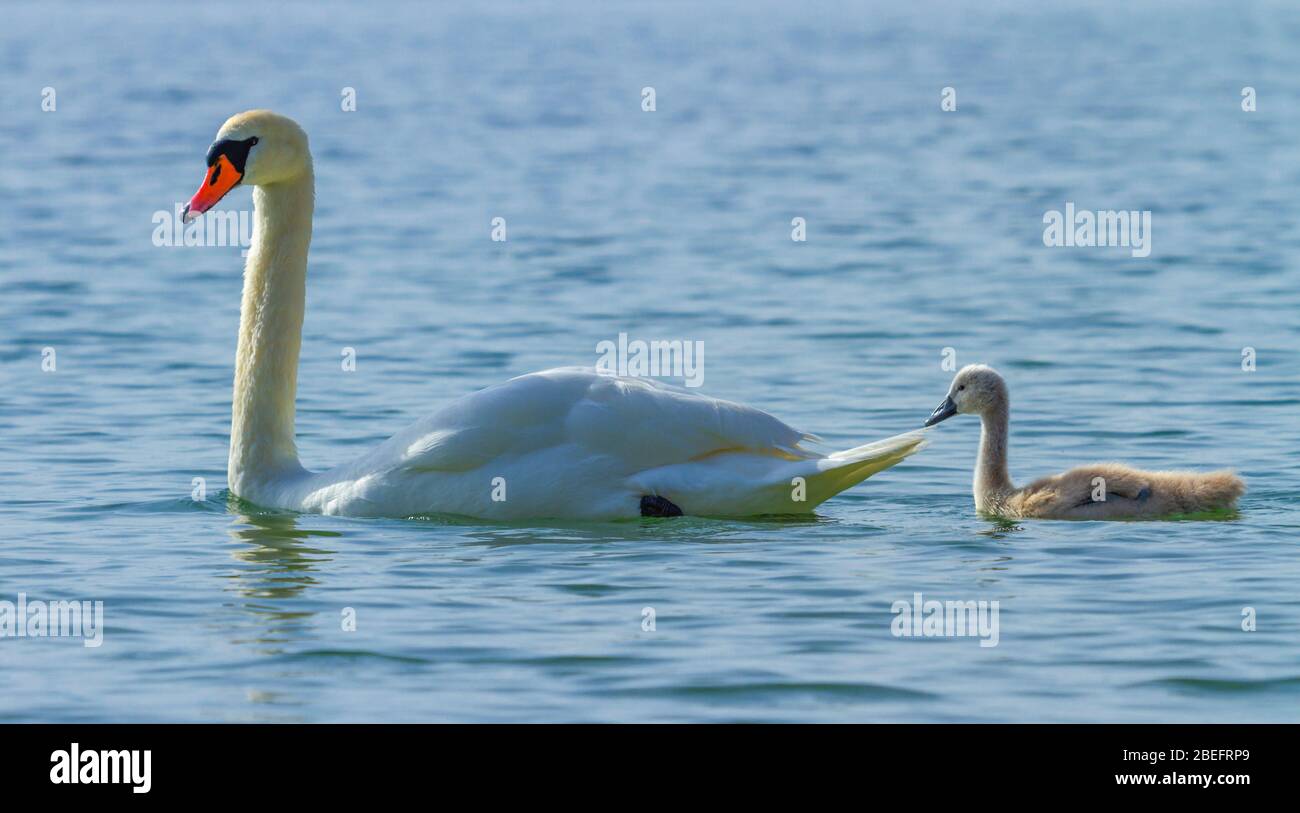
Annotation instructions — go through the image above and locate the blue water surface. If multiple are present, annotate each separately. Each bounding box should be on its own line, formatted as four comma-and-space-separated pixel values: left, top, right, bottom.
1, 0, 1298, 721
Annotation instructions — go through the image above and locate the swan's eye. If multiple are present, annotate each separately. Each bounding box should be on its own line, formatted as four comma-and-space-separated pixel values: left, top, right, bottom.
957, 385, 965, 391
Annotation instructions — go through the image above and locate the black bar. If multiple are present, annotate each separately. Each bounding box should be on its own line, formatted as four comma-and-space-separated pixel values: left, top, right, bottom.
4, 724, 1282, 798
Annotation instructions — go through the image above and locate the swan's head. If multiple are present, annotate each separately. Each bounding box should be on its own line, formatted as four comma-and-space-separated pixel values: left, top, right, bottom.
925, 364, 1007, 426
183, 110, 309, 222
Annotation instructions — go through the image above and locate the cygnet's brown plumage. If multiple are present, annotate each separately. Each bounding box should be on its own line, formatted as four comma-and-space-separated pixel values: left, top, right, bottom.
924, 365, 1244, 520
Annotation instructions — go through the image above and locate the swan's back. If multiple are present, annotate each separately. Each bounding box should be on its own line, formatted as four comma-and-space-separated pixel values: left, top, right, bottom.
1011, 464, 1244, 519
295, 367, 865, 518
388, 367, 814, 473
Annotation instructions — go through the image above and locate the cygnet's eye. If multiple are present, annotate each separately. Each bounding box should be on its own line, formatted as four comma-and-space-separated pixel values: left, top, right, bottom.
957, 385, 966, 391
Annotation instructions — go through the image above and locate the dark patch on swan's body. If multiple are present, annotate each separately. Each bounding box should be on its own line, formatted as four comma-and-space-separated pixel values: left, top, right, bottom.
640, 495, 682, 517
1076, 484, 1154, 509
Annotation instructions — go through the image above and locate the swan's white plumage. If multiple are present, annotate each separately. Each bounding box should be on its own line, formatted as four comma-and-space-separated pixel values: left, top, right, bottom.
252, 367, 926, 519
202, 111, 926, 520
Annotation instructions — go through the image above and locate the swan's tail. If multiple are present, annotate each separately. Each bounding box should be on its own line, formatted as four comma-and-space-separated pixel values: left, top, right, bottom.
804, 430, 929, 506
631, 429, 927, 516
1156, 469, 1245, 513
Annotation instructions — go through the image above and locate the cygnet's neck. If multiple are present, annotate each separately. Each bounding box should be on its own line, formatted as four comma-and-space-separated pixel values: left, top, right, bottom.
974, 397, 1014, 510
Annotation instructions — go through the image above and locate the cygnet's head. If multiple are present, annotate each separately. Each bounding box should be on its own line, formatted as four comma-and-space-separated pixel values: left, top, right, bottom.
183, 110, 310, 222
924, 364, 1008, 426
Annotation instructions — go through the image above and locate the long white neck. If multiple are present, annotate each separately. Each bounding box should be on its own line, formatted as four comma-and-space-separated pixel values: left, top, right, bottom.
227, 165, 314, 495
974, 398, 1014, 511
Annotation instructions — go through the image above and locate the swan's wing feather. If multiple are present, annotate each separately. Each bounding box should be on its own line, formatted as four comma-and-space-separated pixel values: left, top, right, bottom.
564, 370, 814, 464
392, 367, 811, 474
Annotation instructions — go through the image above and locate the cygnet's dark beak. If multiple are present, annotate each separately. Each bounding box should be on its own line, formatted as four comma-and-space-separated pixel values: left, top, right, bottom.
925, 396, 958, 427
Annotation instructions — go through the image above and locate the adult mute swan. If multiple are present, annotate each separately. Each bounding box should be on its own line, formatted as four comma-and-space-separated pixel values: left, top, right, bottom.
924, 364, 1244, 519
182, 110, 925, 520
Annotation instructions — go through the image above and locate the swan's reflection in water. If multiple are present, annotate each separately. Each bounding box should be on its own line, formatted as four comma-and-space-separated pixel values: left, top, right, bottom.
435, 512, 832, 550
978, 516, 1024, 539
224, 500, 340, 653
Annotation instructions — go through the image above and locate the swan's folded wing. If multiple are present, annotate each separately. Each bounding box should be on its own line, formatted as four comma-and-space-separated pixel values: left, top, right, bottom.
391, 371, 581, 472
561, 368, 814, 467
392, 367, 813, 474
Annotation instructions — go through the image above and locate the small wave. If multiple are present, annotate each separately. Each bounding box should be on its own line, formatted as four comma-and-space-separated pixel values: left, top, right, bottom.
1131, 676, 1300, 695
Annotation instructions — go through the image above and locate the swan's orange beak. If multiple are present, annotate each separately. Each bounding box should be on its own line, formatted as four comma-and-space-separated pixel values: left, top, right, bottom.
183, 154, 242, 223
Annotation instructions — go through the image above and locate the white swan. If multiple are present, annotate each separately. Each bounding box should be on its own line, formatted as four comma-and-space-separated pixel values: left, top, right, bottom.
182, 110, 925, 520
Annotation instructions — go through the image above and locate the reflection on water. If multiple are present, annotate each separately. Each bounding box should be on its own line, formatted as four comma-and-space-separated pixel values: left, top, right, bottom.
223, 498, 340, 653
977, 517, 1025, 539
448, 513, 830, 549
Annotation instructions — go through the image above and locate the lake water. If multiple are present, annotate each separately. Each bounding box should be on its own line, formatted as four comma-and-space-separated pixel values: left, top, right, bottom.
2, 0, 1298, 722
